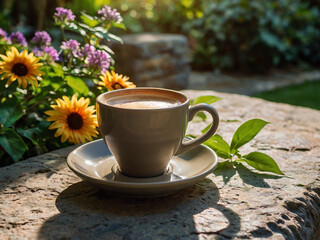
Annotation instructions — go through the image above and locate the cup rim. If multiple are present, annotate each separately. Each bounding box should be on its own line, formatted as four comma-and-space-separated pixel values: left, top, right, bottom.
96, 87, 190, 111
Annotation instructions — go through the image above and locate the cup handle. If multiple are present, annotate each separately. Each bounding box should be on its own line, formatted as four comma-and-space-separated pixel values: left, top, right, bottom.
175, 103, 219, 156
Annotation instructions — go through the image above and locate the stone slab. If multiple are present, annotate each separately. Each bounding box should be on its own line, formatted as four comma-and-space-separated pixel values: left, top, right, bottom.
188, 69, 320, 95
0, 90, 319, 240
108, 33, 191, 89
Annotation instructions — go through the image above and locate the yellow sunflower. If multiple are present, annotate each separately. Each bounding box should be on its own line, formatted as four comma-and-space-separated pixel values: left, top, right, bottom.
0, 47, 44, 88
98, 70, 136, 91
45, 94, 99, 144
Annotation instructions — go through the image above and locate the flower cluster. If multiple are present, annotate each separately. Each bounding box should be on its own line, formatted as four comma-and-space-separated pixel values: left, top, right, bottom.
31, 31, 58, 61
32, 31, 51, 46
61, 39, 82, 59
9, 32, 27, 47
86, 50, 111, 73
0, 28, 7, 40
54, 7, 75, 24
97, 5, 123, 24
33, 46, 59, 61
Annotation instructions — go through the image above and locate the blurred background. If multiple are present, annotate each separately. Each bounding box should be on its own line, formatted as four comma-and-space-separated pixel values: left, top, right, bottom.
1, 0, 320, 109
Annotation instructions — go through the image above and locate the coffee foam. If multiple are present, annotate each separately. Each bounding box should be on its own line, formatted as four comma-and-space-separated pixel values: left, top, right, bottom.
106, 94, 181, 109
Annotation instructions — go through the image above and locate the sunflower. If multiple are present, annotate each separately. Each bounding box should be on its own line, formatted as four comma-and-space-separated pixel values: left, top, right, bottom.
0, 47, 43, 88
98, 70, 136, 91
45, 94, 99, 144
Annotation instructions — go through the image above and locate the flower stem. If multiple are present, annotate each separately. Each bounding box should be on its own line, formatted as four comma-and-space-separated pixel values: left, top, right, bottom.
61, 27, 67, 42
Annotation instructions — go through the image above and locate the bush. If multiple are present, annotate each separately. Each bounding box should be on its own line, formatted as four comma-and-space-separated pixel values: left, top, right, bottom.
186, 0, 320, 71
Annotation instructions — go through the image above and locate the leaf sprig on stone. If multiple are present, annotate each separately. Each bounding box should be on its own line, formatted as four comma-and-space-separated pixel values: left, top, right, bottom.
203, 119, 284, 176
190, 95, 285, 176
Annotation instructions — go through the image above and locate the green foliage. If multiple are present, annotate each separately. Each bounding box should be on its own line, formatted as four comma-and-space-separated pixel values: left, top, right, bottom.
0, 95, 23, 128
108, 0, 203, 34
203, 134, 231, 159
66, 75, 90, 95
240, 152, 284, 175
190, 95, 221, 121
193, 106, 284, 176
230, 119, 270, 152
0, 128, 27, 162
190, 95, 221, 105
188, 94, 284, 177
186, 0, 320, 71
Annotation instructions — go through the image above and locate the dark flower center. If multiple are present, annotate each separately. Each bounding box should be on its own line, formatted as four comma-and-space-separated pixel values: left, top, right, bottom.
67, 112, 83, 130
12, 63, 28, 76
112, 83, 123, 90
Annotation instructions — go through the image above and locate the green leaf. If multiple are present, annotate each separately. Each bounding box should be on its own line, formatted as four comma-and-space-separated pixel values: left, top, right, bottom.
203, 134, 231, 159
49, 63, 64, 77
80, 12, 99, 28
239, 152, 284, 175
190, 95, 221, 105
230, 119, 270, 151
96, 44, 114, 55
192, 112, 207, 122
0, 95, 23, 128
111, 22, 126, 30
17, 120, 51, 146
78, 23, 95, 32
201, 123, 212, 133
65, 22, 87, 36
221, 119, 240, 122
0, 128, 27, 162
66, 75, 89, 95
103, 33, 123, 44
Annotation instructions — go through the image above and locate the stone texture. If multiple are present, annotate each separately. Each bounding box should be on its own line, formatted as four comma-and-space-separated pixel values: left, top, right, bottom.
188, 69, 320, 95
109, 33, 191, 89
0, 90, 319, 240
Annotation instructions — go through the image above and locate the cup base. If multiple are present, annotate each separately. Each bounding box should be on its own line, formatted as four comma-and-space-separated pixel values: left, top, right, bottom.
111, 164, 174, 182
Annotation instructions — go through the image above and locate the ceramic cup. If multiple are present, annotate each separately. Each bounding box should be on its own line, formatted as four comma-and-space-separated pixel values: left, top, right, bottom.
96, 88, 219, 178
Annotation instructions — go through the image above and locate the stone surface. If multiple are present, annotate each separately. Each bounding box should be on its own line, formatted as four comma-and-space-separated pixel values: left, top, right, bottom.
0, 90, 320, 240
188, 69, 320, 95
109, 33, 191, 89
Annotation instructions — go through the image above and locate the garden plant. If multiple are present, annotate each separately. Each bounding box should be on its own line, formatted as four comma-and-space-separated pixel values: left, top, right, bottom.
0, 6, 135, 166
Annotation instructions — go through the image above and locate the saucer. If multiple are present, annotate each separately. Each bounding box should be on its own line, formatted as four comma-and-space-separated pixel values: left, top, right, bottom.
67, 139, 218, 197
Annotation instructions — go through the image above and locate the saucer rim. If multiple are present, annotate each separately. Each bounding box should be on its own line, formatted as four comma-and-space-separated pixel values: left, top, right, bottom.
67, 138, 218, 187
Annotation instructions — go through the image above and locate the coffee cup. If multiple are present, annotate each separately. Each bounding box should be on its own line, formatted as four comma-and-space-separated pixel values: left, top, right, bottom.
96, 88, 219, 178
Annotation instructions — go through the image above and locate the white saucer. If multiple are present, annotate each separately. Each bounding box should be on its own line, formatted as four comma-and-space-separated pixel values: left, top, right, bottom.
67, 139, 218, 197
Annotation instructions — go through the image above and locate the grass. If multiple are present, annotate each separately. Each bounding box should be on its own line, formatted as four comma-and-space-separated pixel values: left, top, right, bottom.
253, 81, 320, 110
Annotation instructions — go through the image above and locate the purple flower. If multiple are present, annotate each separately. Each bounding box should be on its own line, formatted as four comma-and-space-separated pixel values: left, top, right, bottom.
32, 47, 42, 57
54, 7, 75, 23
9, 32, 27, 47
82, 44, 96, 57
32, 31, 51, 46
87, 50, 111, 73
43, 46, 59, 61
0, 28, 7, 39
97, 5, 122, 24
61, 39, 82, 58
33, 46, 59, 61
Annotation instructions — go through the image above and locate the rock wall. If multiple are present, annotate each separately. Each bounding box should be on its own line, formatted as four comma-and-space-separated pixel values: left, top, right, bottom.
109, 33, 191, 89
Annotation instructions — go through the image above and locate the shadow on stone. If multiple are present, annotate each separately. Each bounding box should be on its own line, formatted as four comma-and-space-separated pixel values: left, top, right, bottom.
214, 161, 282, 188
37, 179, 240, 239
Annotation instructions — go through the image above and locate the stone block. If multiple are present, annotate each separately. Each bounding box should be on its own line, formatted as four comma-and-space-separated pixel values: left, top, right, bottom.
107, 33, 191, 89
